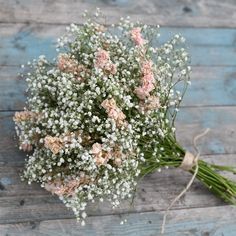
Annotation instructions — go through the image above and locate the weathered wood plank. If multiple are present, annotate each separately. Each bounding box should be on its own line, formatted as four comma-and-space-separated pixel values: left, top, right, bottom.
1, 23, 236, 46
1, 0, 236, 28
0, 108, 235, 223
0, 154, 235, 224
0, 25, 236, 109
0, 67, 26, 111
1, 65, 236, 111
1, 106, 236, 165
1, 205, 236, 236
0, 24, 236, 66
176, 107, 236, 155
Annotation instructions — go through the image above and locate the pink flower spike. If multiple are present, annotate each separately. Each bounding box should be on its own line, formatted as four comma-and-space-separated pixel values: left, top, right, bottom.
142, 60, 153, 76
91, 143, 102, 155
142, 80, 155, 93
134, 87, 150, 100
142, 74, 155, 84
101, 98, 116, 110
104, 63, 117, 75
20, 143, 33, 152
130, 27, 146, 46
95, 49, 110, 68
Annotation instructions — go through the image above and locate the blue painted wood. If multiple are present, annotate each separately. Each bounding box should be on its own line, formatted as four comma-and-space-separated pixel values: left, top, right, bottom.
0, 25, 236, 110
1, 205, 236, 235
159, 27, 236, 46
1, 107, 235, 165
0, 67, 26, 111
183, 66, 236, 107
0, 26, 236, 66
1, 66, 236, 110
190, 46, 236, 66
0, 30, 56, 66
177, 106, 236, 155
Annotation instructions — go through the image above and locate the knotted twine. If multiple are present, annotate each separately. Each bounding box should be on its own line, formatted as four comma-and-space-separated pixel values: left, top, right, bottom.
161, 128, 210, 234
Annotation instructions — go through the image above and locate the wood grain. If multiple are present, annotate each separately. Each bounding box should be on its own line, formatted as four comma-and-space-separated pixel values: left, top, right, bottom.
0, 24, 235, 110
1, 106, 236, 164
0, 108, 235, 223
1, 23, 236, 46
0, 0, 236, 28
1, 65, 236, 111
0, 155, 235, 224
0, 24, 236, 66
1, 205, 236, 236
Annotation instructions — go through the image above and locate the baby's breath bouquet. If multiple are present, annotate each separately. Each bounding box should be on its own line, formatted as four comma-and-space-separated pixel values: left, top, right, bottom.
14, 10, 236, 225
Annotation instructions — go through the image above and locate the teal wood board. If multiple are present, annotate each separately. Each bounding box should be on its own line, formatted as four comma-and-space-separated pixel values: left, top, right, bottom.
0, 27, 236, 110
0, 26, 236, 66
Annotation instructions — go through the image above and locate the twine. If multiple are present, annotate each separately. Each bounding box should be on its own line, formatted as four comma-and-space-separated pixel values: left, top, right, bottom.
179, 151, 197, 171
161, 128, 210, 234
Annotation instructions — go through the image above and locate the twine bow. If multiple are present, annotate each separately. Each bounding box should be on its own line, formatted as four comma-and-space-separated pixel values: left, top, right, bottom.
161, 128, 210, 234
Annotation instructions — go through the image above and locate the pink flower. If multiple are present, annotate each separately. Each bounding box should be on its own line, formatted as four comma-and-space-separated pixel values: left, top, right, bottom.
58, 54, 78, 73
95, 49, 110, 68
94, 156, 108, 166
44, 180, 62, 195
91, 143, 103, 156
104, 63, 117, 75
20, 143, 33, 152
101, 98, 126, 126
13, 111, 37, 122
114, 158, 122, 166
108, 109, 120, 120
57, 54, 68, 71
111, 110, 126, 126
76, 77, 83, 82
130, 27, 146, 46
142, 60, 153, 76
139, 95, 161, 112
91, 143, 111, 166
95, 49, 117, 75
134, 60, 156, 100
101, 98, 116, 110
142, 79, 155, 93
108, 108, 126, 126
44, 177, 90, 197
44, 136, 64, 154
134, 79, 155, 100
142, 74, 155, 84
112, 149, 125, 166
57, 54, 87, 77
146, 96, 160, 110
134, 87, 150, 100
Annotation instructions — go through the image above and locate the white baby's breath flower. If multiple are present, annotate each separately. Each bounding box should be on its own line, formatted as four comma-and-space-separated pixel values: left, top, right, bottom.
14, 10, 191, 225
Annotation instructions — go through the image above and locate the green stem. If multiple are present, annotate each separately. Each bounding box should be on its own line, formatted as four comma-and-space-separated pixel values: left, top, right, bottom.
141, 140, 236, 205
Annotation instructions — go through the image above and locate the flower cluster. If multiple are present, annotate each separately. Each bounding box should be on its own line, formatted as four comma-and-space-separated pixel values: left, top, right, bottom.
95, 49, 117, 75
14, 10, 194, 224
101, 98, 126, 127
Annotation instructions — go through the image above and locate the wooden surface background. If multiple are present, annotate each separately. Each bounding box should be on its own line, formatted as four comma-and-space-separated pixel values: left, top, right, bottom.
0, 0, 236, 235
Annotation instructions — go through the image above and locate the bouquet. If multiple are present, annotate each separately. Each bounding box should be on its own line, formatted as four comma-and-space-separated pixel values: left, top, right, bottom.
14, 9, 236, 227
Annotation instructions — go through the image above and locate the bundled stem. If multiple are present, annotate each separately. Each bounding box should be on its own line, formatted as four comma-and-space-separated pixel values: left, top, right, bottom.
141, 134, 236, 205
195, 160, 236, 204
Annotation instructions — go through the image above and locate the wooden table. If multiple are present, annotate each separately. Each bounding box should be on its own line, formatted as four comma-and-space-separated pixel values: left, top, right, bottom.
0, 1, 236, 235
